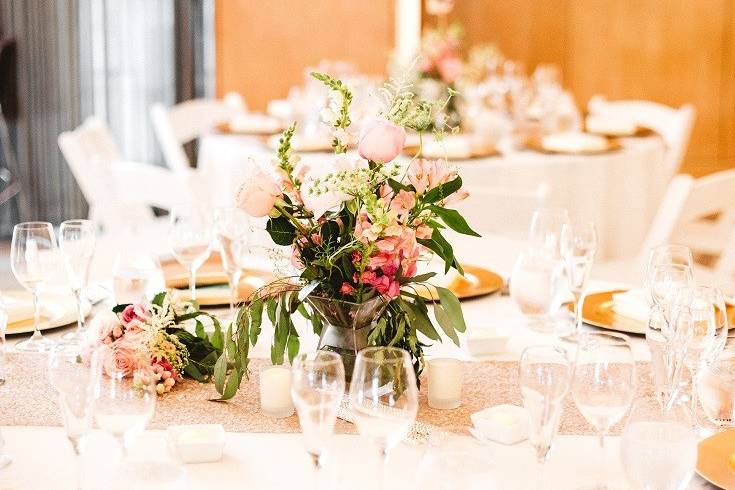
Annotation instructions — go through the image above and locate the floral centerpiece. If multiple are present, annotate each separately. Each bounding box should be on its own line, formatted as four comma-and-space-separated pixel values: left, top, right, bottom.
210, 72, 478, 399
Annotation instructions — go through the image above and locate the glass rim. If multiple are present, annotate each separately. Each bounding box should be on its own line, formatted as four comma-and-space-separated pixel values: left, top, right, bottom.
520, 344, 569, 361
60, 218, 94, 228
13, 221, 52, 230
579, 330, 631, 347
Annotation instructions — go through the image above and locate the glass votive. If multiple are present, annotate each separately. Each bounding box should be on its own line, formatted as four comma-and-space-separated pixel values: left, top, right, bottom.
427, 358, 462, 410
259, 364, 294, 418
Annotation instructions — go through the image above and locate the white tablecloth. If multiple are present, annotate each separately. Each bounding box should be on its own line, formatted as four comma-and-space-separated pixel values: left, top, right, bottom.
198, 134, 667, 260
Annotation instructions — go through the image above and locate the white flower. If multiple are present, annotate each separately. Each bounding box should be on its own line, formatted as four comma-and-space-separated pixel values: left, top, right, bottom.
300, 154, 367, 218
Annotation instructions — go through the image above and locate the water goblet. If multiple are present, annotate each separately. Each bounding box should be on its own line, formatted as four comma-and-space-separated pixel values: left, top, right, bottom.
48, 345, 101, 490
560, 221, 598, 338
213, 207, 250, 315
572, 332, 636, 489
349, 347, 418, 490
510, 249, 567, 333
648, 263, 693, 327
59, 219, 96, 343
620, 397, 697, 490
169, 205, 212, 301
291, 351, 345, 489
519, 345, 572, 490
10, 221, 57, 351
646, 244, 694, 280
528, 208, 570, 258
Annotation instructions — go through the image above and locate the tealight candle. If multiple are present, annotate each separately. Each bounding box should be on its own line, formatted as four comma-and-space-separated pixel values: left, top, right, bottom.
259, 365, 294, 418
427, 358, 462, 410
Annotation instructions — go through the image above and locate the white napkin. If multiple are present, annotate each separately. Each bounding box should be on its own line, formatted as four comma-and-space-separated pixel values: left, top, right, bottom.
417, 260, 465, 289
2, 295, 35, 324
611, 289, 650, 323
229, 113, 282, 134
585, 114, 637, 136
541, 131, 609, 153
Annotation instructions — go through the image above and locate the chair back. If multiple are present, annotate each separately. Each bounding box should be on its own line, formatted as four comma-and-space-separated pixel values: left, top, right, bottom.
150, 92, 245, 173
588, 96, 695, 177
640, 169, 735, 288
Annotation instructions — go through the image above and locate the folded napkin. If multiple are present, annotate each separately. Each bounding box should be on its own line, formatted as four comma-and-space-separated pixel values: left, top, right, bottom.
2, 295, 35, 324
229, 113, 282, 134
541, 131, 609, 153
611, 289, 650, 323
585, 114, 638, 136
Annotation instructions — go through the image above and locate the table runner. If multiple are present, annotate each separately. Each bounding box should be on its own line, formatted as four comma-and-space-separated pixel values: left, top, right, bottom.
0, 353, 654, 436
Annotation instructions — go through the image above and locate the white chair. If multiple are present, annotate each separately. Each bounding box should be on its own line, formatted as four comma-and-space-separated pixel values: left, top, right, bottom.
58, 117, 196, 234
587, 96, 695, 177
150, 93, 245, 174
594, 169, 735, 290
450, 183, 548, 241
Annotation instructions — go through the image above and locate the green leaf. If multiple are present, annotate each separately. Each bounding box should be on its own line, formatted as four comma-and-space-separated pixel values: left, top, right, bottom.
434, 304, 460, 346
195, 320, 206, 339
436, 286, 467, 333
225, 324, 237, 359
423, 176, 462, 203
405, 272, 436, 284
287, 326, 300, 363
111, 303, 131, 314
213, 352, 228, 394
214, 367, 244, 401
402, 300, 440, 340
266, 215, 296, 246
151, 292, 167, 308
311, 311, 323, 336
183, 362, 206, 382
429, 206, 481, 237
387, 178, 411, 193
249, 300, 264, 346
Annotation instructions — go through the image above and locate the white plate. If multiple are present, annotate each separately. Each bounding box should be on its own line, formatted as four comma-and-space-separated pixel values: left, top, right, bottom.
4, 290, 90, 335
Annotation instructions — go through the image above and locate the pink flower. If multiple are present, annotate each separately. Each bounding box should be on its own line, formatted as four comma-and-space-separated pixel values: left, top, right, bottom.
89, 311, 118, 344
351, 251, 362, 264
437, 55, 462, 83
441, 188, 469, 205
339, 282, 356, 295
416, 222, 433, 240
235, 166, 282, 217
358, 118, 406, 164
104, 340, 141, 378
119, 304, 150, 332
406, 158, 455, 195
389, 190, 416, 218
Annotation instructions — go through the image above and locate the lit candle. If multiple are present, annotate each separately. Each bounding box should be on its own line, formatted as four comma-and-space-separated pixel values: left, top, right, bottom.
427, 358, 462, 410
259, 365, 294, 418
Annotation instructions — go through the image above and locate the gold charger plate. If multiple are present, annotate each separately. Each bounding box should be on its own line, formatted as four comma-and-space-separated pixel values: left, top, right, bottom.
584, 125, 655, 138
417, 265, 504, 301
696, 429, 735, 489
525, 135, 622, 155
569, 290, 735, 335
216, 117, 284, 136
403, 145, 500, 160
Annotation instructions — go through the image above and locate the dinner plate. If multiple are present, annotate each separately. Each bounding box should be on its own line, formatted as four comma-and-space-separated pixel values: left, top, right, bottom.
4, 290, 89, 335
585, 125, 654, 138
570, 290, 735, 335
417, 265, 504, 301
696, 429, 735, 489
403, 140, 500, 160
217, 120, 284, 136
525, 135, 622, 155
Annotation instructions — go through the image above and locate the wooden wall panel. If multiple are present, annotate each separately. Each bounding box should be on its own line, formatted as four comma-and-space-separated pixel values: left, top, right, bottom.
215, 0, 394, 111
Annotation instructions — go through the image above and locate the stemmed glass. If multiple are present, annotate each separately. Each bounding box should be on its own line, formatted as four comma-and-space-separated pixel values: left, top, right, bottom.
620, 397, 697, 490
0, 297, 7, 385
213, 207, 250, 315
510, 249, 567, 333
10, 222, 57, 351
291, 351, 345, 489
349, 347, 418, 490
59, 220, 96, 343
528, 208, 570, 258
48, 346, 101, 490
648, 263, 693, 327
169, 205, 212, 301
519, 345, 572, 490
560, 221, 598, 338
572, 332, 636, 489
93, 349, 156, 463
647, 244, 694, 278
699, 335, 735, 429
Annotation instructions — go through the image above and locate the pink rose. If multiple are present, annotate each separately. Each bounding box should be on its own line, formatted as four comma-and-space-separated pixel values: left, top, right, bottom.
437, 55, 462, 83
88, 311, 119, 345
339, 282, 356, 296
358, 118, 406, 164
236, 166, 282, 217
119, 304, 150, 332
104, 340, 141, 378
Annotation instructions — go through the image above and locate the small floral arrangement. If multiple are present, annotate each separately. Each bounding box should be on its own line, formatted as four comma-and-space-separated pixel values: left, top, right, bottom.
88, 293, 225, 396
210, 72, 478, 400
419, 23, 463, 84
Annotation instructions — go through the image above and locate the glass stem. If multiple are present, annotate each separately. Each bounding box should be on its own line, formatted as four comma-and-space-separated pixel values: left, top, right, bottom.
115, 435, 127, 461
598, 432, 606, 480
690, 371, 700, 429
535, 458, 546, 490
189, 266, 197, 301
573, 290, 583, 336
228, 271, 241, 317
378, 445, 388, 490
309, 451, 322, 490
74, 288, 84, 334
69, 437, 83, 490
31, 290, 41, 338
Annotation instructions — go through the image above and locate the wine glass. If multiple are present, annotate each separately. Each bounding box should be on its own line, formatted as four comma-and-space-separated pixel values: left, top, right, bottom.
528, 208, 570, 258
699, 335, 735, 429
169, 205, 212, 301
213, 207, 250, 315
291, 351, 345, 488
10, 221, 57, 351
349, 347, 418, 490
572, 332, 636, 489
560, 221, 598, 338
510, 249, 567, 333
648, 263, 693, 326
112, 247, 160, 304
0, 297, 7, 385
93, 348, 156, 462
519, 345, 572, 490
646, 304, 688, 408
59, 219, 96, 343
48, 345, 101, 490
647, 244, 694, 278
620, 397, 697, 490
673, 285, 729, 430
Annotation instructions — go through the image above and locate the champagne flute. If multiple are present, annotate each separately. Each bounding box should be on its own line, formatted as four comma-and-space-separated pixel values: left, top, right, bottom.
48, 346, 101, 490
349, 347, 418, 490
213, 207, 250, 315
519, 345, 572, 490
291, 351, 345, 489
10, 222, 57, 351
528, 208, 570, 258
59, 220, 96, 343
560, 221, 597, 338
169, 205, 212, 301
510, 249, 567, 333
620, 397, 697, 490
93, 348, 156, 463
572, 332, 636, 489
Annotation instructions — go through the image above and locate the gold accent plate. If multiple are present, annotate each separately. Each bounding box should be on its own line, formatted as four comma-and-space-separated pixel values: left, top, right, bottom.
697, 429, 735, 489
418, 265, 504, 301
525, 135, 622, 155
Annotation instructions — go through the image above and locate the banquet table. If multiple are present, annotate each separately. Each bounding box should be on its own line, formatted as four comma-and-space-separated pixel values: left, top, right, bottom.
0, 231, 718, 489
197, 133, 667, 260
